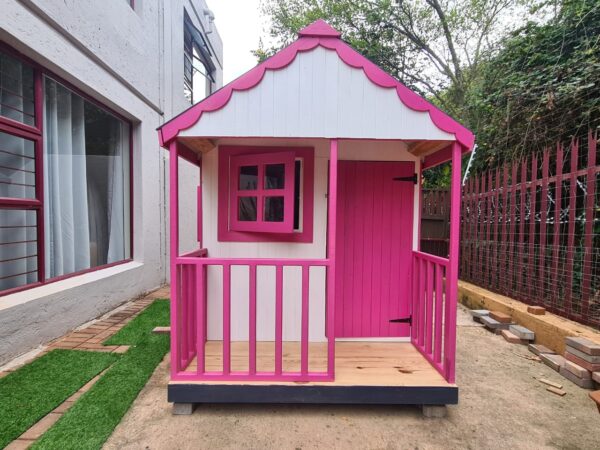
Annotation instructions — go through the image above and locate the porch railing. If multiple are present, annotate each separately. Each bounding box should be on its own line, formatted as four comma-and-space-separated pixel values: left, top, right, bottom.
411, 250, 456, 382
171, 253, 334, 382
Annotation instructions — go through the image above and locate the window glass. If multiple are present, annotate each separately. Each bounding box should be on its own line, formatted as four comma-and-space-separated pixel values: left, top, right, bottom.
238, 197, 257, 221
264, 196, 285, 222
43, 77, 131, 279
0, 131, 36, 199
0, 208, 38, 291
239, 166, 258, 190
265, 164, 285, 189
0, 51, 35, 126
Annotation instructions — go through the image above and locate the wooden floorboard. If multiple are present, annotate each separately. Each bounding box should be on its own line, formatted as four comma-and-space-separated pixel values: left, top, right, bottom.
176, 341, 450, 387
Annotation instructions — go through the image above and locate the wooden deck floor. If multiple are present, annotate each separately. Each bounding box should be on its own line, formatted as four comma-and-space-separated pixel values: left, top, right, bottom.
177, 341, 450, 387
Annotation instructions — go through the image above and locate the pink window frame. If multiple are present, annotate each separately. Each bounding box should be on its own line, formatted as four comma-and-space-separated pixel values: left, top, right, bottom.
0, 41, 134, 297
230, 151, 295, 233
218, 146, 314, 243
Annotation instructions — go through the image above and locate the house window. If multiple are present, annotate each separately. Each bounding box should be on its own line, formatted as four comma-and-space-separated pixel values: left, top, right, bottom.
184, 13, 215, 104
218, 146, 314, 243
0, 46, 132, 295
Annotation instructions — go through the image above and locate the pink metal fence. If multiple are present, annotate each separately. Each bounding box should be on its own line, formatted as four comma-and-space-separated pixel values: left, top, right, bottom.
171, 256, 334, 382
461, 133, 599, 328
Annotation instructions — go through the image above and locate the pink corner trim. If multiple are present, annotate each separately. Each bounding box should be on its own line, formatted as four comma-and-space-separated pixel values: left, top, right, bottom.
158, 22, 474, 150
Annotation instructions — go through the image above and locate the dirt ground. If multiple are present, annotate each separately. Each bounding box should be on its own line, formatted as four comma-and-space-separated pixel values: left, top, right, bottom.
104, 306, 600, 450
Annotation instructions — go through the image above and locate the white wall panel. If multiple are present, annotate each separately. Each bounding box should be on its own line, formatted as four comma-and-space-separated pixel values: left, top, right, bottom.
181, 47, 454, 141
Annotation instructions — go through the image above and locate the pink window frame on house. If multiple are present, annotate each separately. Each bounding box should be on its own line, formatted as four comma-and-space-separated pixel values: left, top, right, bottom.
0, 41, 134, 297
218, 146, 314, 243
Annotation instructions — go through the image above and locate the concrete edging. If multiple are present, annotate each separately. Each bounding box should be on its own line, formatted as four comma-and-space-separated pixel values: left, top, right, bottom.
458, 281, 600, 355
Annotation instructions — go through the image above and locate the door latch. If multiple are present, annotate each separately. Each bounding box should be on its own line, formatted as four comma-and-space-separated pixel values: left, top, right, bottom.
393, 174, 418, 184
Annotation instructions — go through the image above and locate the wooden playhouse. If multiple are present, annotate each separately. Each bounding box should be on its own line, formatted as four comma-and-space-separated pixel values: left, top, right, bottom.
158, 20, 474, 414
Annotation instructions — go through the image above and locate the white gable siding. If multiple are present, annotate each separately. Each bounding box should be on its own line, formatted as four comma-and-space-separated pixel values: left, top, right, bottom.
179, 47, 454, 141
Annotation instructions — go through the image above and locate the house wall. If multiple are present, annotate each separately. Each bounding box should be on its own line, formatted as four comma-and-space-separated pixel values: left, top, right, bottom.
201, 138, 420, 342
0, 0, 223, 364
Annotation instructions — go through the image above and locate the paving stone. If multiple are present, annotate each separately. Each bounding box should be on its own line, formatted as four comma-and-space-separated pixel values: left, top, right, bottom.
564, 352, 600, 372
489, 311, 512, 323
112, 345, 130, 354
565, 346, 600, 364
527, 305, 546, 315
509, 325, 535, 341
592, 371, 600, 384
20, 413, 61, 440
564, 337, 600, 356
481, 315, 506, 330
52, 400, 75, 414
559, 366, 595, 389
153, 326, 171, 334
501, 329, 527, 344
528, 344, 555, 356
564, 360, 592, 379
4, 439, 35, 450
540, 353, 566, 372
469, 309, 489, 317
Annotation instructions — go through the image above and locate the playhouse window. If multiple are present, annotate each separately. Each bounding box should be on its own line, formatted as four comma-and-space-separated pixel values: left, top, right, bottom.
229, 152, 296, 233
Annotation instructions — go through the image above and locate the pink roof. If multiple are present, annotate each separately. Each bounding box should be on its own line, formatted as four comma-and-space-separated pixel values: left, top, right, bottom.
159, 20, 474, 150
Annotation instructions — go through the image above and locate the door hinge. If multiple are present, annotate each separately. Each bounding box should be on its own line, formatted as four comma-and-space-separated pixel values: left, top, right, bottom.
393, 173, 418, 184
389, 316, 412, 325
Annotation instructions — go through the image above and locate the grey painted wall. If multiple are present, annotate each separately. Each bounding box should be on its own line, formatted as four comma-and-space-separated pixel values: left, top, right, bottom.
0, 0, 223, 364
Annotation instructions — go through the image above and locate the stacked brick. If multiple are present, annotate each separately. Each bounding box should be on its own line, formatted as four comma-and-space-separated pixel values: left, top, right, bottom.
561, 337, 600, 390
470, 309, 535, 345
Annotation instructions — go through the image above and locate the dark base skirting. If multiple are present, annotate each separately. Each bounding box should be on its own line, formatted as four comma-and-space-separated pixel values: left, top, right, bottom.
168, 384, 458, 405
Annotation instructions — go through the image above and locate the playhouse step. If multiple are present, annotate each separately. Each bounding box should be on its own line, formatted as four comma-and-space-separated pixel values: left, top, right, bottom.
564, 337, 600, 356
509, 325, 535, 341
528, 344, 555, 356
540, 353, 566, 372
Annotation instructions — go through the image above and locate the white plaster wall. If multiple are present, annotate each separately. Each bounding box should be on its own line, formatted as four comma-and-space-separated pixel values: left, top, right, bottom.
180, 47, 454, 141
0, 0, 223, 364
202, 138, 420, 342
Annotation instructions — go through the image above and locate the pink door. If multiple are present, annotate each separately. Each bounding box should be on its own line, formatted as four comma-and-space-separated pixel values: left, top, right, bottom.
335, 160, 415, 337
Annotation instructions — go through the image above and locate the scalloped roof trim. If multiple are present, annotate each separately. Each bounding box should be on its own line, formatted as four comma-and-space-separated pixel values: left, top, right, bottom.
159, 36, 474, 149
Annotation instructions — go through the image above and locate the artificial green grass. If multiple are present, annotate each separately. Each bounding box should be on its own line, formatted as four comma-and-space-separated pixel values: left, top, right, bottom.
32, 299, 170, 450
0, 350, 118, 449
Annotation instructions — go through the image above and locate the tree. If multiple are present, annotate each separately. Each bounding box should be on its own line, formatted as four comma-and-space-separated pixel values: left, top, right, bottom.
258, 0, 551, 119
465, 0, 600, 173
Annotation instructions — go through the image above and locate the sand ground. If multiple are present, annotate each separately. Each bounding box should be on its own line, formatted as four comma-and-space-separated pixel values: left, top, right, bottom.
104, 306, 600, 450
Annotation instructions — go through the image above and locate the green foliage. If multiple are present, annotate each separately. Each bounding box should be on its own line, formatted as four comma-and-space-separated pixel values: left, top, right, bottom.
464, 0, 600, 173
32, 300, 170, 450
0, 350, 117, 449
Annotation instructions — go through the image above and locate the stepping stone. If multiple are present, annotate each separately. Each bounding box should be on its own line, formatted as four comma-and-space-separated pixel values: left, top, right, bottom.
529, 344, 555, 356
509, 325, 534, 341
527, 305, 546, 315
565, 346, 600, 364
564, 360, 592, 379
565, 352, 600, 372
540, 353, 566, 372
565, 337, 600, 356
501, 329, 527, 344
559, 366, 595, 389
489, 311, 512, 323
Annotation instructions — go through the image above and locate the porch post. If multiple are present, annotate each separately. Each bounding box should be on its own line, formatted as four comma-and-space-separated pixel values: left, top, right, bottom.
169, 140, 180, 375
327, 139, 338, 378
445, 142, 462, 383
